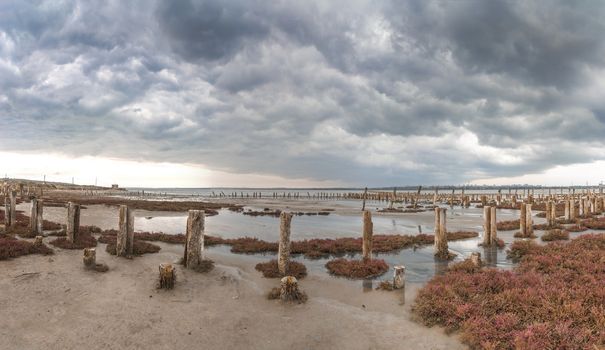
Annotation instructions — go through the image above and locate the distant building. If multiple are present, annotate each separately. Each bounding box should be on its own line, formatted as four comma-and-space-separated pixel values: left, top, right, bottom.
111, 184, 119, 189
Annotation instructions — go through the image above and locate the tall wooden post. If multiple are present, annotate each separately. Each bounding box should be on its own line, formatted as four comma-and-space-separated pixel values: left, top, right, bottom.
9, 191, 16, 227
434, 208, 448, 258
362, 210, 373, 261
564, 200, 570, 221
490, 206, 497, 245
3, 196, 10, 227
67, 202, 81, 243
361, 187, 368, 211
116, 205, 134, 257
520, 203, 527, 236
278, 212, 293, 275
483, 206, 491, 246
526, 204, 533, 236
184, 210, 205, 268
29, 198, 44, 236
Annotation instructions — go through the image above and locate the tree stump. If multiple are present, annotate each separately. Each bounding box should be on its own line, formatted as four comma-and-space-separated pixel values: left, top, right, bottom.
67, 202, 81, 243
83, 248, 96, 269
280, 276, 306, 302
393, 265, 405, 289
34, 236, 44, 246
159, 263, 176, 289
362, 210, 373, 261
117, 205, 134, 257
470, 252, 482, 267
278, 212, 293, 276
184, 210, 205, 269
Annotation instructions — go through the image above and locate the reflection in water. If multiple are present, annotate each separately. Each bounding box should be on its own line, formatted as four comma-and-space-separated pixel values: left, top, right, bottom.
417, 225, 422, 234
398, 286, 405, 306
483, 246, 498, 267
433, 258, 450, 277
362, 279, 373, 293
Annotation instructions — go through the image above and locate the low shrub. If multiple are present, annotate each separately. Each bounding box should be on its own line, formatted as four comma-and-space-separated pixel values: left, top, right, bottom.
105, 240, 161, 256
496, 219, 519, 231
541, 229, 569, 242
325, 258, 389, 279
413, 234, 605, 349
49, 233, 97, 249
255, 259, 307, 279
0, 235, 54, 260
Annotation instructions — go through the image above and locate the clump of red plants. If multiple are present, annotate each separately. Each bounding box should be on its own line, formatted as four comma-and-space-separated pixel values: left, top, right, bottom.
496, 219, 519, 231
325, 258, 389, 279
541, 229, 569, 242
0, 234, 54, 260
413, 234, 605, 349
105, 240, 161, 256
255, 260, 307, 279
49, 233, 98, 249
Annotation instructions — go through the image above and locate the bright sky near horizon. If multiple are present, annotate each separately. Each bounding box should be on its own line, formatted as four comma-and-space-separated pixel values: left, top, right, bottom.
2, 1, 605, 187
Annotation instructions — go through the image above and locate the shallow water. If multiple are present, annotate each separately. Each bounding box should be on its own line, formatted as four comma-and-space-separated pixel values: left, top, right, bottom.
20, 200, 541, 283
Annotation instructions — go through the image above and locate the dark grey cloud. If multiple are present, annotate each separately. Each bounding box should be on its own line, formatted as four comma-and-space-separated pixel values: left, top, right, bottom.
1, 0, 605, 186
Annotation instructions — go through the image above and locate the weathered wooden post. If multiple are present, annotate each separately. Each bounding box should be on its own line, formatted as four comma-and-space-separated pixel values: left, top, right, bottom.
434, 208, 448, 258
564, 200, 570, 221
526, 203, 533, 236
362, 210, 373, 261
483, 206, 491, 245
34, 235, 44, 246
278, 212, 293, 275
9, 191, 16, 227
520, 203, 527, 236
361, 187, 368, 211
570, 199, 576, 220
30, 198, 39, 235
116, 205, 134, 257
3, 196, 10, 227
159, 263, 176, 289
490, 206, 497, 245
83, 248, 96, 269
579, 198, 585, 217
393, 265, 405, 289
184, 210, 205, 268
280, 276, 305, 302
66, 202, 81, 243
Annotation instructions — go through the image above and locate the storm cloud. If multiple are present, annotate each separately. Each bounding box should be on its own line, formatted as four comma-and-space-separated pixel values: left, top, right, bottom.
1, 0, 605, 186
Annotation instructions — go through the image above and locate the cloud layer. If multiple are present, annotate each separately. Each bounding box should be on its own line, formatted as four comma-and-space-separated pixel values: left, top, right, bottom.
1, 0, 605, 186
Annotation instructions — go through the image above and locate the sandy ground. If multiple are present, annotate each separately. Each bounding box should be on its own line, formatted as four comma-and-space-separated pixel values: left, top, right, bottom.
0, 238, 465, 350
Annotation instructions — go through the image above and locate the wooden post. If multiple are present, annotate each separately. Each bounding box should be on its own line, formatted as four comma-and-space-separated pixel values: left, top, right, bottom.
3, 196, 10, 227
393, 266, 405, 289
520, 203, 527, 236
34, 235, 44, 246
280, 276, 304, 302
362, 210, 373, 261
526, 204, 533, 236
83, 248, 96, 269
564, 200, 570, 221
159, 263, 176, 289
434, 208, 448, 258
483, 206, 491, 245
66, 202, 81, 243
570, 199, 576, 220
9, 191, 16, 227
361, 187, 368, 211
490, 206, 497, 245
116, 205, 134, 257
278, 212, 293, 275
184, 210, 205, 268
30, 198, 39, 235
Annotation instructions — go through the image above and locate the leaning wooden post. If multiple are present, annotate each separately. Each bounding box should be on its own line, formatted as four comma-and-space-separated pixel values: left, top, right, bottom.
184, 210, 205, 268
483, 206, 491, 246
525, 204, 533, 236
393, 266, 405, 289
490, 206, 497, 245
66, 202, 81, 243
519, 203, 527, 236
278, 212, 293, 275
159, 263, 176, 289
116, 205, 134, 257
362, 210, 373, 261
83, 248, 96, 269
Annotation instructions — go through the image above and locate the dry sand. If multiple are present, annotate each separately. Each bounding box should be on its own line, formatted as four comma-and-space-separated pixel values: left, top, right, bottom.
0, 238, 465, 350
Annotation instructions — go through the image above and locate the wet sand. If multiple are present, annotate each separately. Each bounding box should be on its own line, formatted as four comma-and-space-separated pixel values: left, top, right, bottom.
0, 237, 464, 350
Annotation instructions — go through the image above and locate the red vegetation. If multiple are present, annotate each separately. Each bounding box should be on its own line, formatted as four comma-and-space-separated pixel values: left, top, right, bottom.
566, 223, 588, 232
0, 235, 54, 260
541, 229, 569, 242
581, 217, 605, 230
325, 258, 389, 279
496, 219, 519, 231
255, 260, 307, 279
413, 234, 605, 349
106, 240, 161, 256
49, 233, 97, 249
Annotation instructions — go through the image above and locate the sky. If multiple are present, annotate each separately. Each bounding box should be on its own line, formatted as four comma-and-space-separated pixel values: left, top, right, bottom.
1, 0, 605, 188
